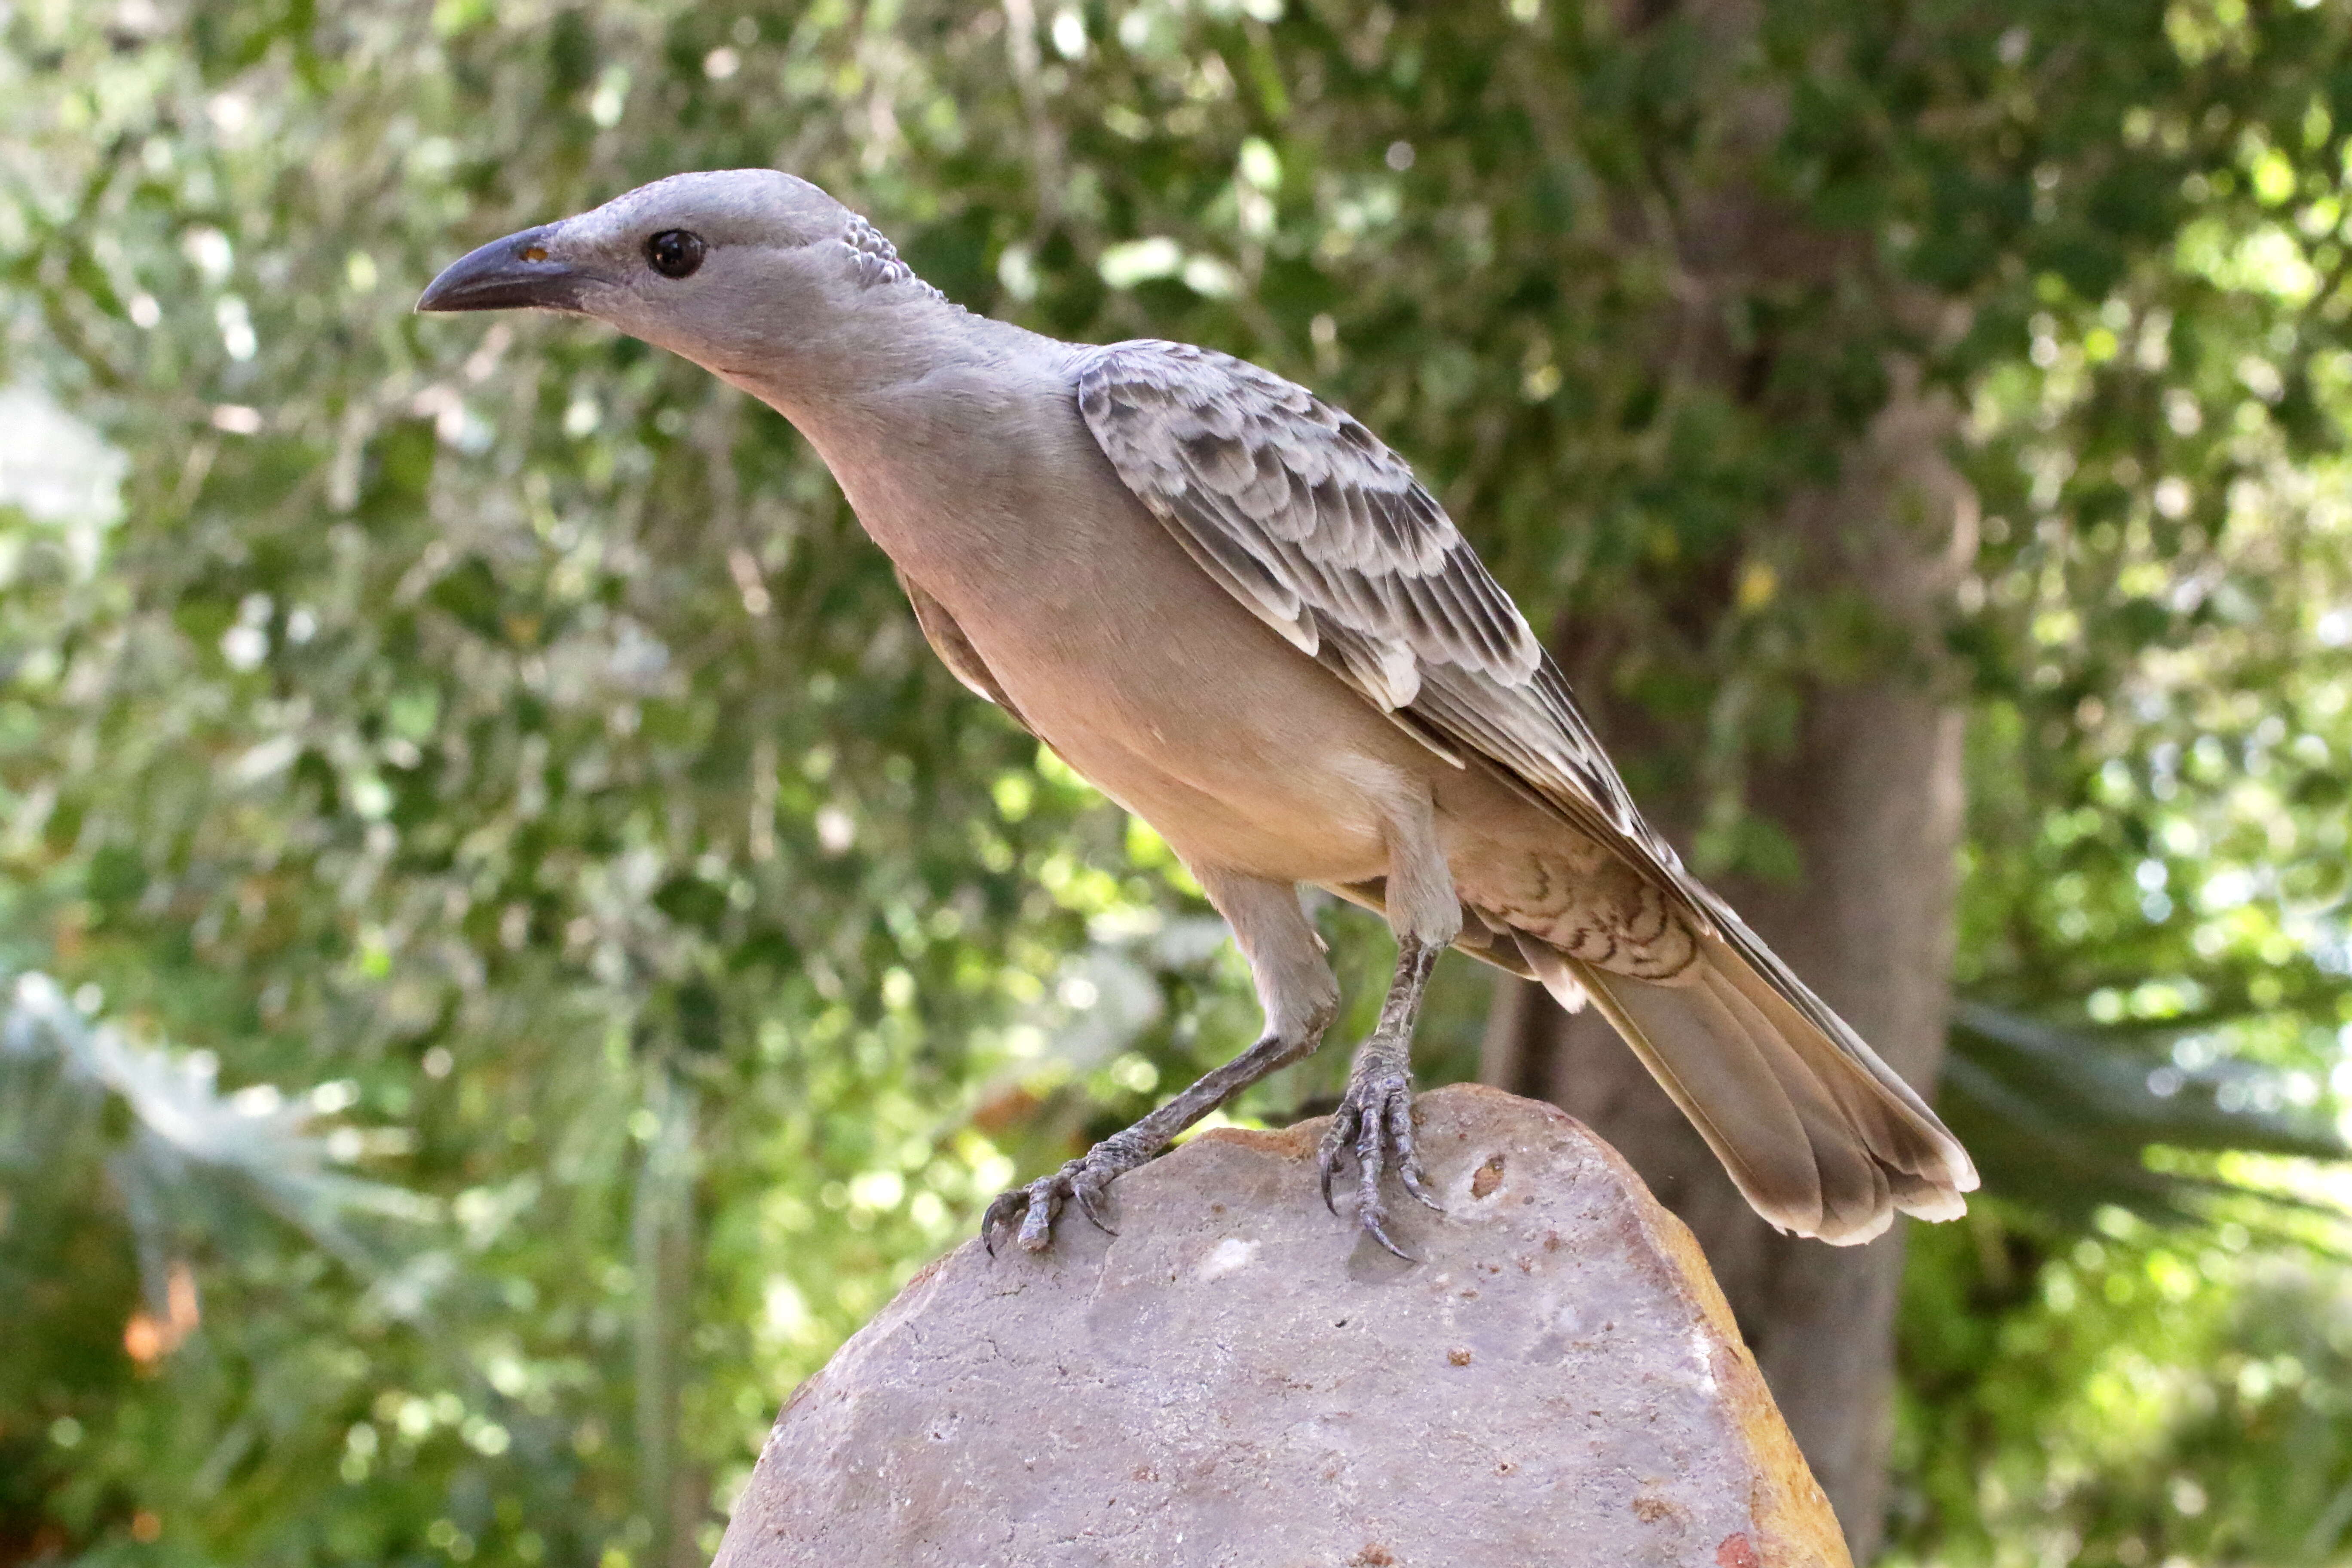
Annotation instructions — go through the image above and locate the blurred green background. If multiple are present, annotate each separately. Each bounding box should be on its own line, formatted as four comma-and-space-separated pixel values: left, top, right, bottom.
8, 0, 2352, 1563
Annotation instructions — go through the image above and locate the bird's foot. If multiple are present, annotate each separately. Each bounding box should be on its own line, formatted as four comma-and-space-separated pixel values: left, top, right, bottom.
1317, 1035, 1441, 1259
981, 1127, 1155, 1255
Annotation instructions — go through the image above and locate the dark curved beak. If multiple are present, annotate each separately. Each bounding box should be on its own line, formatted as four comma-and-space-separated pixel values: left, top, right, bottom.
416, 225, 586, 313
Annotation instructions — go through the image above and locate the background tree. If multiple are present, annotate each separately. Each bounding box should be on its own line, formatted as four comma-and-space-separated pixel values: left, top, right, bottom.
1474, 0, 2352, 1550
5, 1, 2352, 1564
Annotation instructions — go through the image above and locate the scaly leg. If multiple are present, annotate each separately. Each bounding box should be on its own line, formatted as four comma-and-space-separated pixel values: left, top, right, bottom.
1317, 783, 1459, 1257
1317, 935, 1444, 1257
983, 1025, 1319, 1252
984, 868, 1337, 1254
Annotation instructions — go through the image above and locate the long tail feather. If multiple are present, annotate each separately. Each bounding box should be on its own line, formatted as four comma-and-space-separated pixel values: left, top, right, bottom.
1515, 922, 1975, 1246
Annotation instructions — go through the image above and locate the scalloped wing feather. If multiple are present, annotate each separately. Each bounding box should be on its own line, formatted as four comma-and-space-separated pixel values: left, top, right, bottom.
1075, 339, 1687, 897
1072, 339, 1981, 1227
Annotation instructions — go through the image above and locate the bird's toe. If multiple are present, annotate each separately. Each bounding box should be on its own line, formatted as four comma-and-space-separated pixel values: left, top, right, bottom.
1316, 1102, 1362, 1215
983, 1148, 1130, 1256
1321, 1055, 1439, 1258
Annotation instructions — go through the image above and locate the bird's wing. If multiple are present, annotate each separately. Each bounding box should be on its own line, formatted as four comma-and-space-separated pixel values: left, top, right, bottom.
1073, 338, 1692, 908
1075, 340, 1979, 1232
896, 566, 1035, 735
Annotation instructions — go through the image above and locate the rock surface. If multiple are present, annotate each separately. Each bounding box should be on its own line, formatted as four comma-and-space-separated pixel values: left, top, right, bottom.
714, 1083, 1851, 1568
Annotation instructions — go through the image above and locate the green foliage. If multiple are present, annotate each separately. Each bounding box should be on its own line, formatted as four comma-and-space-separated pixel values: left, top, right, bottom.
1898, 1200, 2352, 1567
6, 0, 2352, 1564
1891, 7, 2352, 1548
1945, 1002, 2348, 1229
0, 971, 427, 1564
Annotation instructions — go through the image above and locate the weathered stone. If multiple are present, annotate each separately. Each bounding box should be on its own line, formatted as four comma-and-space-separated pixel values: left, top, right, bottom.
715, 1084, 1851, 1568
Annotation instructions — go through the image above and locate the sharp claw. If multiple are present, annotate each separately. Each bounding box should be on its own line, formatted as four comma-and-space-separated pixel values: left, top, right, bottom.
1356, 1174, 1417, 1262
1354, 1114, 1392, 1242
979, 1192, 1023, 1257
1075, 1178, 1117, 1236
1362, 1213, 1417, 1262
1385, 1095, 1442, 1211
1318, 1108, 1357, 1215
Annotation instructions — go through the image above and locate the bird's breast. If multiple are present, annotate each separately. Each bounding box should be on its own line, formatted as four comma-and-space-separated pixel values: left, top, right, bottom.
788, 375, 1439, 884
871, 481, 1415, 874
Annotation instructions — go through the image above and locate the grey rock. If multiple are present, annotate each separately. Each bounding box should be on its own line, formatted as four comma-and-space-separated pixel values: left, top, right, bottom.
714, 1084, 1851, 1568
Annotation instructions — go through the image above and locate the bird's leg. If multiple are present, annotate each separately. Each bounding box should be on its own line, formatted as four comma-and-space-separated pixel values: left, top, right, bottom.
982, 1023, 1326, 1253
1314, 790, 1458, 1258
1317, 935, 1444, 1258
984, 869, 1337, 1256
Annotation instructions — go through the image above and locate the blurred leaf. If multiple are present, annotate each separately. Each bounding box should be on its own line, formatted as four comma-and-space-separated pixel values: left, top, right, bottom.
1946, 1001, 2349, 1230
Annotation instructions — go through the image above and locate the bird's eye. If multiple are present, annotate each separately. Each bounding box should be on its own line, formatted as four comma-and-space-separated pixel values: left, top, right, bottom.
646, 230, 705, 279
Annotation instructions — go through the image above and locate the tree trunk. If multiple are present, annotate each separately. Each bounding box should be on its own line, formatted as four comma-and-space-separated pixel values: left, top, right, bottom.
1483, 376, 1970, 1562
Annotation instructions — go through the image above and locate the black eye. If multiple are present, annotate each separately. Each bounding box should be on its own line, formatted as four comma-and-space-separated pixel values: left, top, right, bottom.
646, 230, 705, 279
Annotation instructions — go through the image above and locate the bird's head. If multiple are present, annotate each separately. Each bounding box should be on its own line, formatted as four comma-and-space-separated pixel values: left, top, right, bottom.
417, 169, 934, 382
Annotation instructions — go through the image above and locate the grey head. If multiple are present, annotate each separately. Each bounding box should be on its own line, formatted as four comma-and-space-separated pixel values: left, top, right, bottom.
417, 169, 942, 381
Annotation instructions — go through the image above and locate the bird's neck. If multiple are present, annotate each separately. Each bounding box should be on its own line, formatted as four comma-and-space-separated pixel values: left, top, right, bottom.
707, 284, 997, 424
703, 292, 1084, 591
713, 291, 1069, 474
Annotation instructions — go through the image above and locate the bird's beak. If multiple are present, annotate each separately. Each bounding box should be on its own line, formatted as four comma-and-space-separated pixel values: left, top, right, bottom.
416, 224, 586, 314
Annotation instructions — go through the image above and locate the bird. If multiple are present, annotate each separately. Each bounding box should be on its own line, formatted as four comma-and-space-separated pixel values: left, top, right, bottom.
419, 169, 1977, 1259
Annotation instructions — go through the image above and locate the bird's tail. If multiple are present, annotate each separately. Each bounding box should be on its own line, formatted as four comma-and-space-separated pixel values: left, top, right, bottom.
1510, 915, 1977, 1246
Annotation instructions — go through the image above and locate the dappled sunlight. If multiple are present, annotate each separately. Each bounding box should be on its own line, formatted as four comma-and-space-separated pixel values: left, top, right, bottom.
9, 0, 2352, 1563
